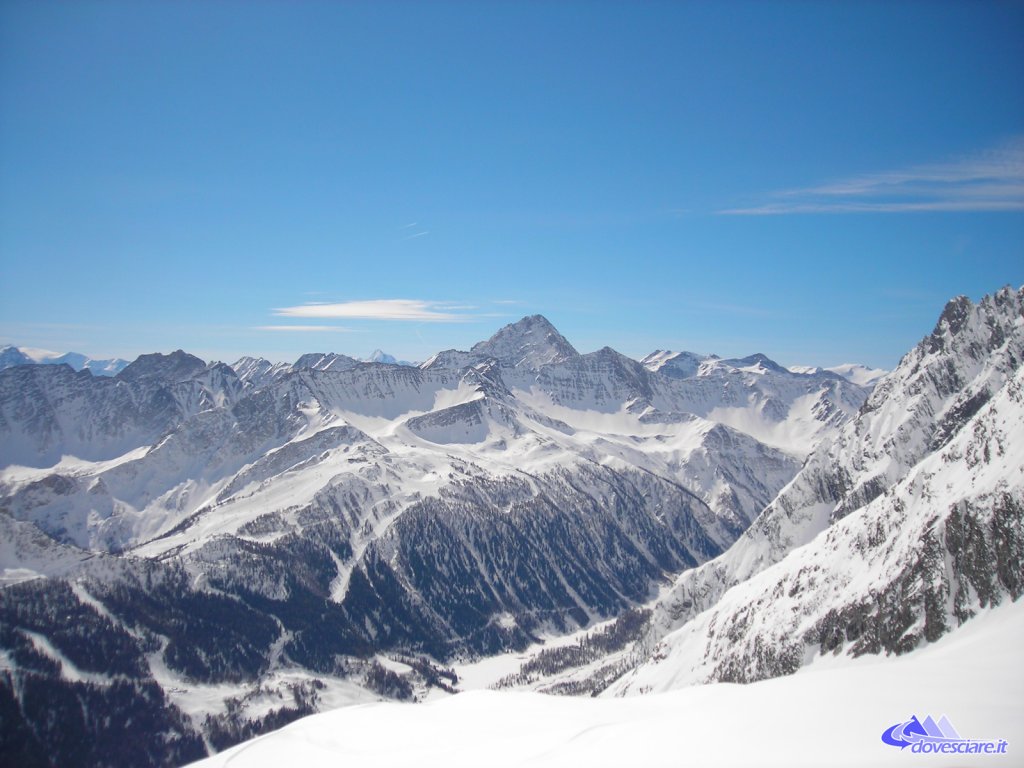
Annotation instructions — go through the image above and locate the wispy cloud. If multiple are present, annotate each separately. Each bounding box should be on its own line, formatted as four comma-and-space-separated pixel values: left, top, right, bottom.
721, 136, 1024, 215
254, 325, 353, 332
273, 299, 473, 322
398, 222, 429, 240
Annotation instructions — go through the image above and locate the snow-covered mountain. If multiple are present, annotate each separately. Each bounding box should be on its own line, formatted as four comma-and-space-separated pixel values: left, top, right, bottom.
414, 287, 1023, 700
0, 350, 245, 468
600, 286, 1024, 692
230, 355, 292, 389
365, 349, 415, 366
644, 350, 886, 390
636, 349, 871, 455
0, 344, 129, 376
789, 361, 888, 387
1, 315, 869, 555
229, 350, 414, 392
640, 349, 710, 379
2, 292, 1016, 768
421, 314, 579, 371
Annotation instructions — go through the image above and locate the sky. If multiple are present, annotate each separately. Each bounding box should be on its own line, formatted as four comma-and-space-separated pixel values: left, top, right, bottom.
1, 1, 1022, 369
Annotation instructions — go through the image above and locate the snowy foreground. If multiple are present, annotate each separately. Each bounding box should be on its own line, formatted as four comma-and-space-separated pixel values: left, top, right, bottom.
192, 599, 1023, 768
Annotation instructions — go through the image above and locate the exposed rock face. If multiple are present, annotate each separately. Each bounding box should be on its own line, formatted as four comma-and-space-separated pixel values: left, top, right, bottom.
469, 314, 579, 369
291, 352, 362, 372
0, 353, 244, 467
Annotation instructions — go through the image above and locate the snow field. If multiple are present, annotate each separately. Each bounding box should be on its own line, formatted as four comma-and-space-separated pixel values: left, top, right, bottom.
192, 598, 1024, 768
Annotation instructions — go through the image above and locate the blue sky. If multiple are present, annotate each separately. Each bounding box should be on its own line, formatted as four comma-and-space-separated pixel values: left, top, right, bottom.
1, 1, 1022, 369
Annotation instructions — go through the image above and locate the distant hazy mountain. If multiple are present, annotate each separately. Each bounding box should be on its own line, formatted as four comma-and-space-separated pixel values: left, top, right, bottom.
365, 349, 416, 366
0, 344, 129, 376
788, 361, 888, 387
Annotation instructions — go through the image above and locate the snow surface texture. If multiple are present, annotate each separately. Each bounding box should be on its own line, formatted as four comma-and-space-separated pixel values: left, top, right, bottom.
0, 515, 95, 586
191, 597, 1024, 768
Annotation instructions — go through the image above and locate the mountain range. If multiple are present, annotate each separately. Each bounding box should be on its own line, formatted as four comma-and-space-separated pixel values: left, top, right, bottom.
1, 289, 1021, 768
0, 345, 130, 377
0, 345, 417, 383
473, 287, 1023, 699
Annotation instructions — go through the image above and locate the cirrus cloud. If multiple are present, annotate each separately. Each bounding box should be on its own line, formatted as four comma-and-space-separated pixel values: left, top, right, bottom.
273, 299, 473, 323
254, 325, 353, 332
720, 136, 1024, 215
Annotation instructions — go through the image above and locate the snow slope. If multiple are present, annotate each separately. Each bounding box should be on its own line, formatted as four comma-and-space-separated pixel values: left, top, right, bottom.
597, 286, 1024, 694
615, 364, 1024, 692
641, 287, 1024, 644
0, 515, 96, 586
191, 597, 1024, 768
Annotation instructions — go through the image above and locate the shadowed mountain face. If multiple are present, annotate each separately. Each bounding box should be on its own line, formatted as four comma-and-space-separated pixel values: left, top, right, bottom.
0, 310, 885, 766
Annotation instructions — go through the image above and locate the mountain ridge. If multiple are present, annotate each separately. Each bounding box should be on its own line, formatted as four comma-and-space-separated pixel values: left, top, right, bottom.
2, 294, 1013, 768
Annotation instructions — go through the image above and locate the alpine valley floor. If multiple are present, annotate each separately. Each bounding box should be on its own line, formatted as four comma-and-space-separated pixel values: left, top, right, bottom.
192, 597, 1024, 768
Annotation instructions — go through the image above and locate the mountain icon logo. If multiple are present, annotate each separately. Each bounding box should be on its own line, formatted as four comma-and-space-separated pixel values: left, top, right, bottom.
882, 715, 1008, 755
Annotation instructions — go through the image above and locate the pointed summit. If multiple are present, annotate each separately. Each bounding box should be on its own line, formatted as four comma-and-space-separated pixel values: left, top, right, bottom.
470, 314, 579, 369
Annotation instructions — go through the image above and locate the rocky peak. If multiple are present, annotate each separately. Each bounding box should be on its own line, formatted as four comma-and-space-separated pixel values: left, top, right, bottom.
230, 357, 293, 390
926, 287, 1023, 356
291, 352, 361, 372
721, 353, 789, 375
935, 294, 973, 336
470, 314, 579, 369
0, 345, 33, 369
116, 350, 207, 384
231, 356, 272, 377
927, 295, 973, 352
641, 350, 706, 379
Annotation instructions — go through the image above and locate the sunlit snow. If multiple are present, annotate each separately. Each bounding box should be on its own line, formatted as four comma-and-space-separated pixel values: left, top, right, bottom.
191, 598, 1024, 768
